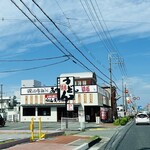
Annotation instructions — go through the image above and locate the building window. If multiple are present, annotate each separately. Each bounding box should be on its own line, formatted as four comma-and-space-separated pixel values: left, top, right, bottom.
75, 81, 77, 85
38, 107, 51, 116
30, 96, 33, 104
78, 81, 81, 85
23, 107, 35, 116
82, 80, 86, 85
40, 95, 43, 104
25, 96, 28, 104
78, 94, 81, 103
35, 95, 38, 104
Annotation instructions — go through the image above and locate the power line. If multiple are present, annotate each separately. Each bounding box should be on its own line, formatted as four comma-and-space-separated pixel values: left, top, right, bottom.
40, 1, 125, 90
11, 0, 117, 86
0, 55, 69, 62
10, 0, 72, 60
84, 0, 128, 77
2, 17, 150, 25
80, 0, 127, 90
32, 0, 115, 83
93, 0, 120, 55
65, 17, 150, 25
18, 0, 101, 79
11, 0, 107, 84
0, 17, 69, 27
54, 0, 108, 71
80, 0, 112, 54
2, 2, 127, 78
0, 58, 69, 73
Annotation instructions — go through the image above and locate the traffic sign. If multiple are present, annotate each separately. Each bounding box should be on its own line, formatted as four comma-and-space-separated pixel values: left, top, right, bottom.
138, 105, 142, 110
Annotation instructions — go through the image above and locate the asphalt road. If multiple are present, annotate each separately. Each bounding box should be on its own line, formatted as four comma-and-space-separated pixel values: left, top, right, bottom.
114, 121, 150, 150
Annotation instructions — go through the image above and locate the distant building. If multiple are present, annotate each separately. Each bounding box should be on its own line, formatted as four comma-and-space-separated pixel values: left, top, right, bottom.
102, 86, 118, 119
21, 80, 41, 87
117, 105, 125, 117
0, 96, 19, 121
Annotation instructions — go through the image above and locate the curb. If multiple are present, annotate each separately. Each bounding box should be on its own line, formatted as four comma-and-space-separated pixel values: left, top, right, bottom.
0, 131, 64, 149
73, 137, 101, 150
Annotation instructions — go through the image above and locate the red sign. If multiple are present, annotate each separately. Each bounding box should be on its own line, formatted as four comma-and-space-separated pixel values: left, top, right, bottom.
67, 103, 74, 111
81, 86, 90, 92
60, 84, 67, 91
45, 94, 59, 103
45, 94, 57, 99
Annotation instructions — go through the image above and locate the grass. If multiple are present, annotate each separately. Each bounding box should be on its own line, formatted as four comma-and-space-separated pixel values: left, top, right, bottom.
90, 135, 101, 141
0, 139, 16, 145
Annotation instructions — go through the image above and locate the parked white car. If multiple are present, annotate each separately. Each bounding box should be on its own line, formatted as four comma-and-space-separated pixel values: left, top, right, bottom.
135, 113, 150, 125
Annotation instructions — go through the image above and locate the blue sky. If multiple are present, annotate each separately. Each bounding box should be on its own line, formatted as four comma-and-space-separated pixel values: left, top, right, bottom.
0, 0, 150, 108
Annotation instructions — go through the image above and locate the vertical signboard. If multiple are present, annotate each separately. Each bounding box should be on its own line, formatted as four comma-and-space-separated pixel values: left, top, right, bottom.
57, 76, 75, 101
67, 103, 74, 111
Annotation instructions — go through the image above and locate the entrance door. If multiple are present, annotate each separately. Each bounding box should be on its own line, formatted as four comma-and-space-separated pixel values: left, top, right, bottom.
57, 107, 78, 121
85, 106, 100, 122
57, 107, 66, 121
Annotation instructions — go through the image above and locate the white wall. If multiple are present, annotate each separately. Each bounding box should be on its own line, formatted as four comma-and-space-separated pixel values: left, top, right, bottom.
20, 106, 57, 122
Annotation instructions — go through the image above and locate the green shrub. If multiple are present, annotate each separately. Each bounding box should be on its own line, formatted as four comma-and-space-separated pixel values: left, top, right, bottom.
113, 116, 130, 126
120, 117, 128, 125
113, 118, 120, 126
90, 135, 101, 140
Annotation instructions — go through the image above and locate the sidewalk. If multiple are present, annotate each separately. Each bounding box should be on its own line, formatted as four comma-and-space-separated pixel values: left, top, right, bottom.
6, 135, 92, 150
1, 123, 120, 150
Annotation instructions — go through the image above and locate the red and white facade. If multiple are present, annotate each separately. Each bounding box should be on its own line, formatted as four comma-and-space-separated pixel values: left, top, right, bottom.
20, 72, 115, 122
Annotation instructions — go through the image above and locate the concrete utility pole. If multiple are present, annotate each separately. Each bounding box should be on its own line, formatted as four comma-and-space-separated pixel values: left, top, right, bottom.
122, 78, 125, 113
109, 54, 113, 107
0, 84, 3, 113
108, 54, 114, 120
124, 84, 127, 113
108, 53, 124, 119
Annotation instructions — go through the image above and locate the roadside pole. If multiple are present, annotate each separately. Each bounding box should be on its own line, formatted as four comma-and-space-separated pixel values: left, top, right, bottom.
30, 118, 34, 141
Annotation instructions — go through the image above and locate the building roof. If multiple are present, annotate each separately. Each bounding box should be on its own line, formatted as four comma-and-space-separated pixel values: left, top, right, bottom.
60, 72, 96, 79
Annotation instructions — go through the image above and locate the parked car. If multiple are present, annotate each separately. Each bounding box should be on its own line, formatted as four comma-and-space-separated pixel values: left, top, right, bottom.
0, 114, 5, 127
135, 113, 150, 125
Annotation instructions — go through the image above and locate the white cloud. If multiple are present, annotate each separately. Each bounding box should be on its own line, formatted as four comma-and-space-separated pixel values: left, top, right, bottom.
0, 0, 150, 53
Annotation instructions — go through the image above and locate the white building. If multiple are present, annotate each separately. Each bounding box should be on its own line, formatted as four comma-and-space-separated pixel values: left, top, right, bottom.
20, 72, 113, 122
117, 105, 125, 117
21, 80, 41, 87
0, 96, 19, 121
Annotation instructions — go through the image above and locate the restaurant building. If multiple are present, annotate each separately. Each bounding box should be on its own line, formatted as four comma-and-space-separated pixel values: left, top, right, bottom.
20, 72, 116, 122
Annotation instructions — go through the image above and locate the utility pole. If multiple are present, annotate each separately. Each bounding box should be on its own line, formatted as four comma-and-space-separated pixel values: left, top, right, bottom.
124, 84, 127, 114
0, 84, 3, 113
109, 54, 112, 98
122, 78, 125, 114
109, 54, 113, 119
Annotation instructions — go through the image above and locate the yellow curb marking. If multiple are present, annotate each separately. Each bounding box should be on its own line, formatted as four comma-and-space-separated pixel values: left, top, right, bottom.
89, 128, 108, 131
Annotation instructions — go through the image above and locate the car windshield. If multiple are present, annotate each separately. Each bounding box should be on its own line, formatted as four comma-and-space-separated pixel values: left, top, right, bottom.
137, 114, 148, 118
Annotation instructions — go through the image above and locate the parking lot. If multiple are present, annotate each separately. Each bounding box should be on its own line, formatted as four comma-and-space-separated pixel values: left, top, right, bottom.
0, 121, 62, 131
0, 121, 66, 143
